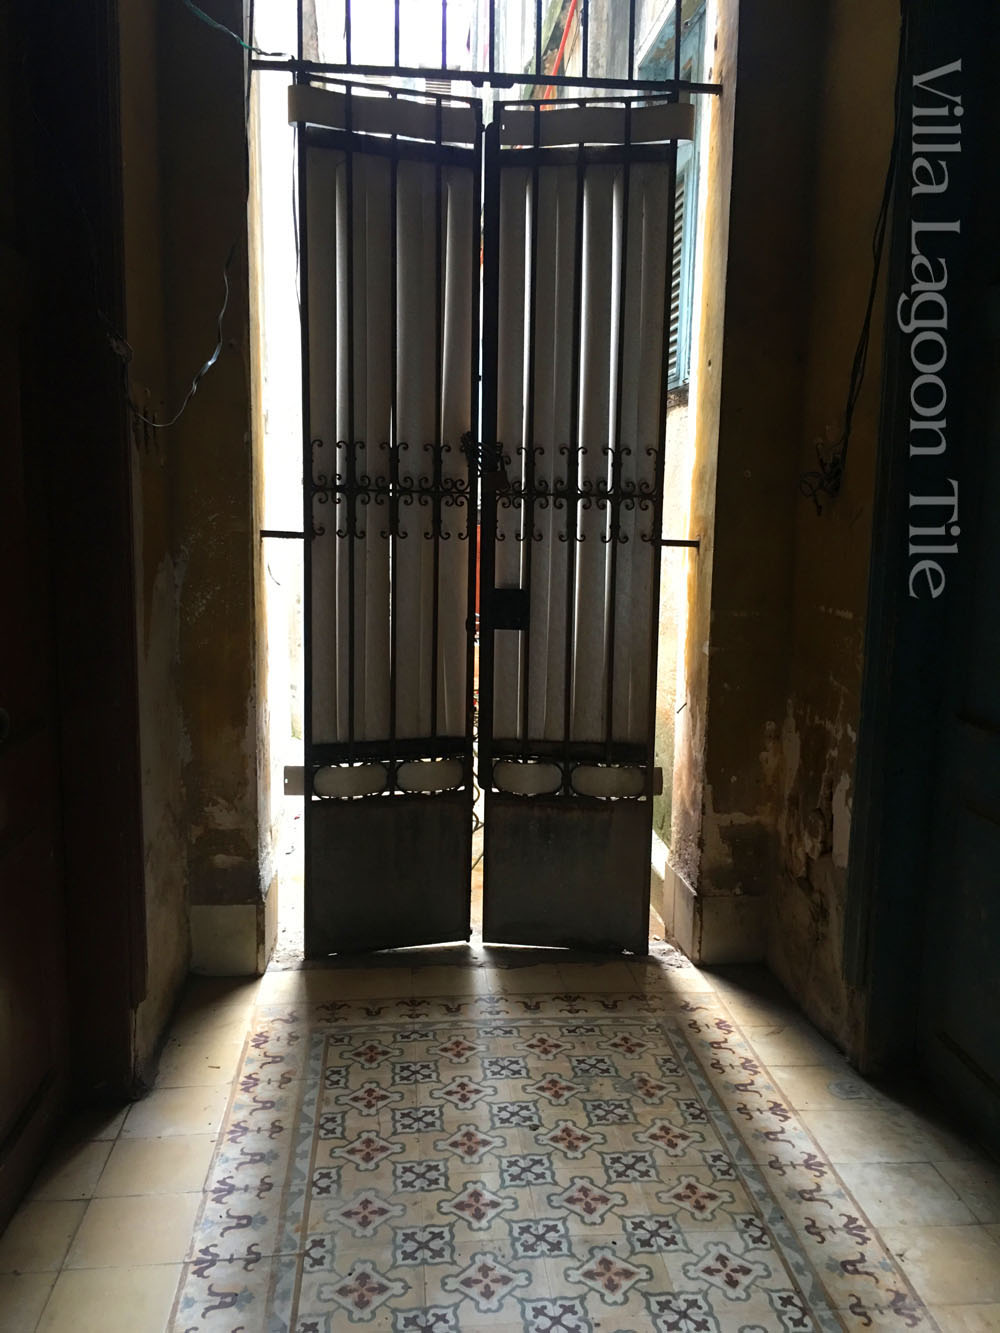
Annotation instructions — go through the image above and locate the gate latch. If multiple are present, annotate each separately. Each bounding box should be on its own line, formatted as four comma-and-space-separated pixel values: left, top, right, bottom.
489, 586, 530, 631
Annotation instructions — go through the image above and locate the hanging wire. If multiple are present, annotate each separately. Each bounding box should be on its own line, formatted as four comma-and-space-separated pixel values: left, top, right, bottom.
180, 0, 292, 58
123, 244, 236, 429
799, 0, 910, 513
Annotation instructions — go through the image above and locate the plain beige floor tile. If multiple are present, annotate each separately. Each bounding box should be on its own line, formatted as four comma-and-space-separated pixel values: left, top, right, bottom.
155, 1033, 247, 1088
60, 1106, 128, 1143
257, 965, 414, 1003
0, 1271, 56, 1332
628, 960, 716, 992
96, 1135, 217, 1197
932, 1304, 1000, 1332
768, 1063, 881, 1110
65, 1193, 202, 1269
937, 1159, 1000, 1224
879, 1224, 1000, 1306
121, 1083, 231, 1138
837, 1161, 976, 1227
409, 966, 493, 998
0, 1201, 86, 1274
29, 1140, 113, 1202
741, 1020, 846, 1067
556, 963, 637, 992
36, 1264, 182, 1333
801, 1106, 978, 1165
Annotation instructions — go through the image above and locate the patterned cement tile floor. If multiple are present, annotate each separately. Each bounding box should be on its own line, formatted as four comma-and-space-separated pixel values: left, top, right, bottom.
2, 951, 1000, 1332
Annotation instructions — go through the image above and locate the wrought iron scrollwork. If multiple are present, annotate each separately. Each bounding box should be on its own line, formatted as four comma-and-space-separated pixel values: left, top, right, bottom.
310, 438, 473, 541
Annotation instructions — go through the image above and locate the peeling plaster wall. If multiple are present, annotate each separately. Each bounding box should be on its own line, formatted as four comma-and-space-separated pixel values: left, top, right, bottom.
766, 0, 898, 1050
117, 0, 264, 1062
119, 0, 189, 1075
670, 0, 898, 1035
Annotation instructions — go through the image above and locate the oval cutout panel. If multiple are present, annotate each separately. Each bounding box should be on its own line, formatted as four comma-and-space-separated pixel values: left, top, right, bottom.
313, 763, 387, 798
571, 764, 646, 799
397, 759, 465, 793
493, 760, 563, 796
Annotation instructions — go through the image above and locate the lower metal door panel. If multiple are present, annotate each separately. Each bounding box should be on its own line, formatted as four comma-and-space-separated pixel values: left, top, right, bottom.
306, 794, 472, 955
482, 795, 651, 953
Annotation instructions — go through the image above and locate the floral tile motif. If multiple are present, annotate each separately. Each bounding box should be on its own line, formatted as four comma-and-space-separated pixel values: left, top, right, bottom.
681, 1240, 771, 1301
658, 1174, 735, 1219
441, 1249, 531, 1311
393, 1160, 448, 1192
535, 1119, 606, 1160
520, 1295, 593, 1332
546, 1176, 626, 1226
434, 1123, 505, 1165
437, 1178, 517, 1230
565, 1245, 653, 1304
324, 1189, 405, 1239
508, 1216, 574, 1258
392, 1223, 456, 1267
169, 987, 936, 1333
316, 1260, 409, 1321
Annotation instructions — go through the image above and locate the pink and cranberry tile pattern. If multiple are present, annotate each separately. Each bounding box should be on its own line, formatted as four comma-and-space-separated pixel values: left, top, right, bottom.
169, 990, 936, 1332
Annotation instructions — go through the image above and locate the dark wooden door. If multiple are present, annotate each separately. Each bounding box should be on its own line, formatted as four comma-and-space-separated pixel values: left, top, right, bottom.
918, 286, 1000, 1145
0, 0, 70, 1227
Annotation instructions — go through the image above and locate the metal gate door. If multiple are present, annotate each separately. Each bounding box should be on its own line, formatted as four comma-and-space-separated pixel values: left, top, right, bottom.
479, 97, 692, 953
295, 83, 481, 955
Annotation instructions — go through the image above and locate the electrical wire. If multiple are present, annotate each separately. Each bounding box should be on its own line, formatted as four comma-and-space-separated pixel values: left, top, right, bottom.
125, 244, 237, 429
799, 0, 910, 512
180, 0, 292, 58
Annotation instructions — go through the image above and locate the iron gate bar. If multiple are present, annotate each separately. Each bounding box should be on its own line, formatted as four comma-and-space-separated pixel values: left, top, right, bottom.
302, 127, 475, 167
344, 85, 357, 761
520, 102, 542, 756
628, 0, 637, 81
431, 98, 444, 739
563, 138, 586, 791
389, 104, 399, 769
582, 0, 589, 79
297, 72, 313, 811
255, 59, 722, 97
466, 109, 483, 780
478, 114, 501, 789
487, 144, 677, 167
311, 737, 468, 764
605, 100, 632, 758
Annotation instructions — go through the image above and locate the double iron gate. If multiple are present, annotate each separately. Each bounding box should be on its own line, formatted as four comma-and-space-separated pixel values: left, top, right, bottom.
293, 80, 693, 956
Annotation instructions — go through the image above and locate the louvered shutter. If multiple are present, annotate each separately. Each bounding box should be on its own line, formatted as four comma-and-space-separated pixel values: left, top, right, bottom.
667, 166, 686, 386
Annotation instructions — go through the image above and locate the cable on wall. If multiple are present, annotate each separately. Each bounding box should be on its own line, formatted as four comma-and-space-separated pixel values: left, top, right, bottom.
799, 0, 910, 513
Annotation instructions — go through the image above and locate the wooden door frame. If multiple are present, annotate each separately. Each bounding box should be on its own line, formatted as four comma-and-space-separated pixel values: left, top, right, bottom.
13, 0, 147, 1101
844, 0, 998, 1076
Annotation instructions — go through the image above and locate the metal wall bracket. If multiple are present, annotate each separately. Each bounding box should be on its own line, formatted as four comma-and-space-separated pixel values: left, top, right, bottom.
284, 766, 306, 796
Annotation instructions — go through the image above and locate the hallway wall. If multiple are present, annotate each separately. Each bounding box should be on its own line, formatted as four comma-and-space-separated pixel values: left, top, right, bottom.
117, 0, 271, 1052
668, 0, 899, 1051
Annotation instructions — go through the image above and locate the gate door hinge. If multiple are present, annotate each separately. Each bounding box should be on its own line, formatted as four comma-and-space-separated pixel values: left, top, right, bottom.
489, 586, 530, 631
652, 767, 664, 796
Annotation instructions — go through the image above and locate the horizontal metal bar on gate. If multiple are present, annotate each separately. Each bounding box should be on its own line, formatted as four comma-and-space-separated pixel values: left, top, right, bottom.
308, 738, 469, 764
254, 58, 722, 98
499, 101, 693, 148
497, 142, 677, 167
301, 125, 476, 168
490, 739, 647, 765
289, 84, 478, 144
660, 538, 700, 548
